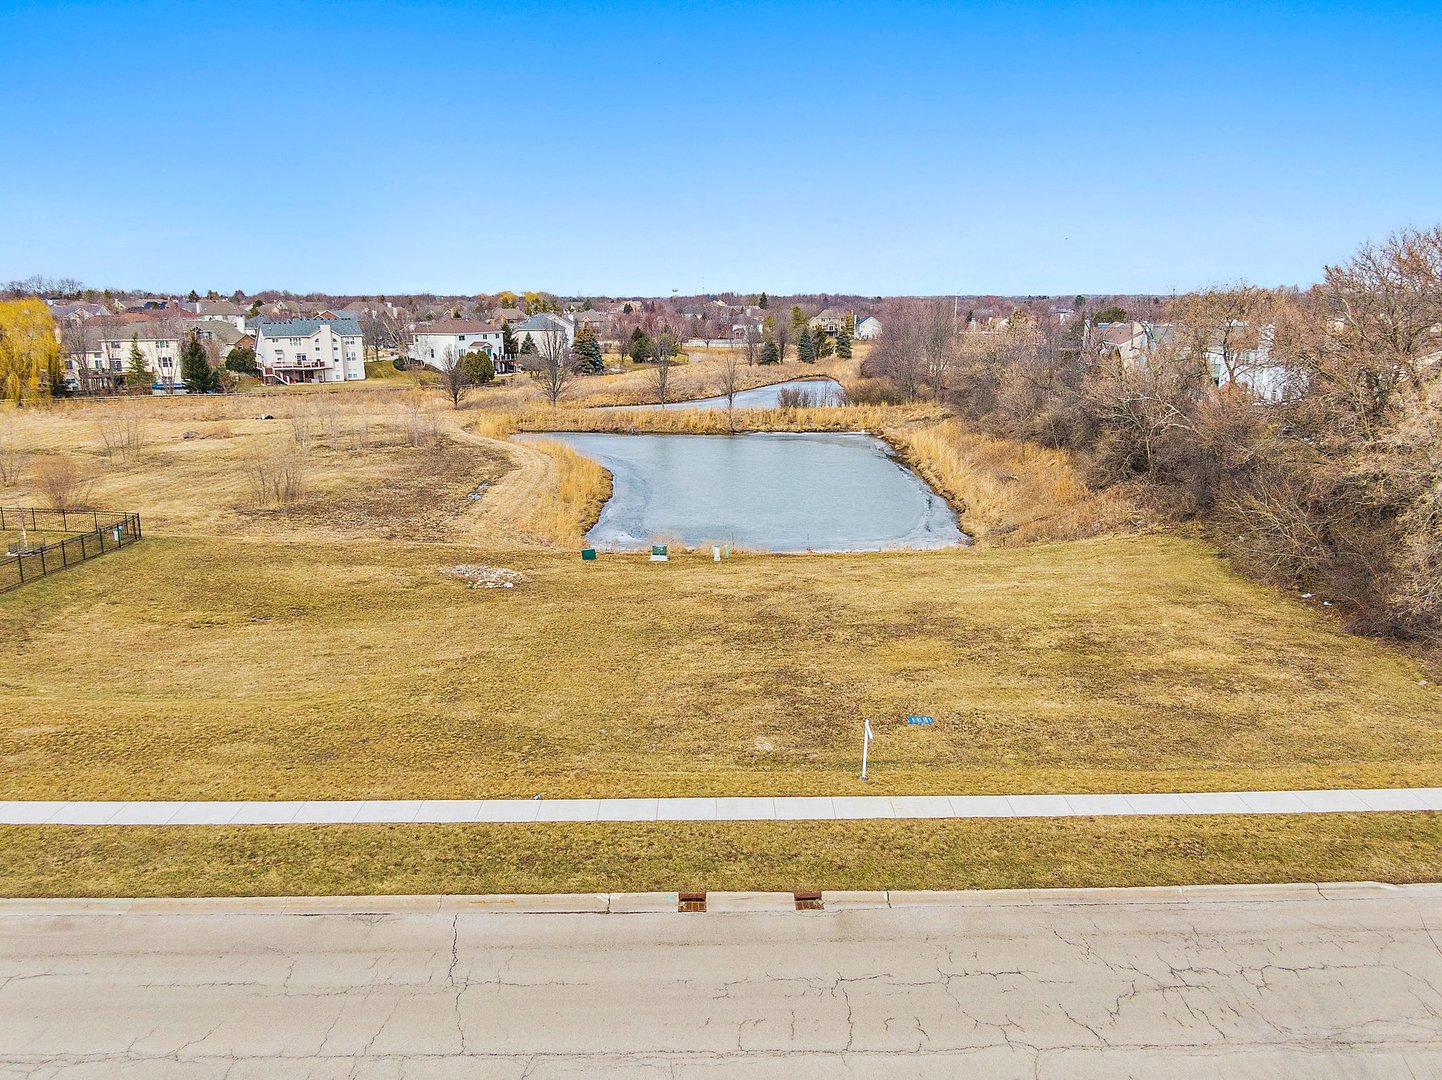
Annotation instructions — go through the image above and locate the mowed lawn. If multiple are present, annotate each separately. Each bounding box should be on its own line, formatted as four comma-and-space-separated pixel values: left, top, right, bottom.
3, 531, 1438, 801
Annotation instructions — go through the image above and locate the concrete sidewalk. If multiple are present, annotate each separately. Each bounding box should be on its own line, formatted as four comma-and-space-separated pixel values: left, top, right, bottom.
3, 787, 1441, 825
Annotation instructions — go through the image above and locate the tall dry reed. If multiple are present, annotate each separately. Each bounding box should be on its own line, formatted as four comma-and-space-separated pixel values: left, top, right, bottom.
897, 420, 1136, 544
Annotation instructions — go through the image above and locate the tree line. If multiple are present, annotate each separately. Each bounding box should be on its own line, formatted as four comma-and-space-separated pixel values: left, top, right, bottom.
865, 225, 1442, 643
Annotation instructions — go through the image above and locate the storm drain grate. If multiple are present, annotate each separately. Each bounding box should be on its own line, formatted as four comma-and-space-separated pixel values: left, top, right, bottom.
678, 891, 707, 913
794, 891, 824, 911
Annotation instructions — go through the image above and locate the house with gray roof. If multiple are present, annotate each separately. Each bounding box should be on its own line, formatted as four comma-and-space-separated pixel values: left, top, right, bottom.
511, 311, 575, 352
252, 315, 366, 385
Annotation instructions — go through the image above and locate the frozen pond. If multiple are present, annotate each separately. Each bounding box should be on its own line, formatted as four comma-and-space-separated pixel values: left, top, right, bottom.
521, 431, 965, 553
606, 377, 844, 411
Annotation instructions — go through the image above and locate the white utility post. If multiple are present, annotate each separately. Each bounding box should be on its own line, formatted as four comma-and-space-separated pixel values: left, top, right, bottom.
860, 718, 874, 781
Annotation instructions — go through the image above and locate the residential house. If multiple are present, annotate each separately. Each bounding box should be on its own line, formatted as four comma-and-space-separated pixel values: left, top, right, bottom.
853, 315, 882, 340
191, 319, 247, 361
1204, 323, 1295, 402
810, 308, 849, 335
572, 310, 609, 335
1091, 321, 1173, 366
252, 315, 366, 385
511, 311, 575, 353
90, 318, 189, 391
193, 299, 249, 331
409, 319, 514, 373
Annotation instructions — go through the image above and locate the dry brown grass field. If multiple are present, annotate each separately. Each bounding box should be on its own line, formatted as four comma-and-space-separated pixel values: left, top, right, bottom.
2, 375, 1440, 895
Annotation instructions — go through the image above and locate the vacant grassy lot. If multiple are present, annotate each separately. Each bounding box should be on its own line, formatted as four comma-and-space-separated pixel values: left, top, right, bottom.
2, 532, 1437, 801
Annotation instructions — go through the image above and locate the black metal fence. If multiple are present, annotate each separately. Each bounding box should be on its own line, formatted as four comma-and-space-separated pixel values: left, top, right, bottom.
1, 508, 143, 594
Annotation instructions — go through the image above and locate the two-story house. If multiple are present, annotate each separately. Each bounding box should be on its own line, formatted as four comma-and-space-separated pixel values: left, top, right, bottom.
409, 319, 510, 371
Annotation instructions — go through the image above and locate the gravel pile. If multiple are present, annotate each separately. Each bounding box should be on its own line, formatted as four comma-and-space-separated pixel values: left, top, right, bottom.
441, 564, 528, 590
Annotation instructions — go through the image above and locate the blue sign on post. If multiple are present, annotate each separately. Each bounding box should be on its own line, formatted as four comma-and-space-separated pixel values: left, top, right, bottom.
907, 715, 935, 725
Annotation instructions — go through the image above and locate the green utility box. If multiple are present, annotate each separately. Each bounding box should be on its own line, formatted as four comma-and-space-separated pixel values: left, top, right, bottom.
581, 548, 597, 561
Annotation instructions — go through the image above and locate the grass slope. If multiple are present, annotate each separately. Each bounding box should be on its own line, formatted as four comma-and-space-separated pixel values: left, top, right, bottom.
4, 814, 1441, 897
3, 533, 1437, 802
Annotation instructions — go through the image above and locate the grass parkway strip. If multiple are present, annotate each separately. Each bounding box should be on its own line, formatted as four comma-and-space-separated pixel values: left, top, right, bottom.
4, 787, 1442, 825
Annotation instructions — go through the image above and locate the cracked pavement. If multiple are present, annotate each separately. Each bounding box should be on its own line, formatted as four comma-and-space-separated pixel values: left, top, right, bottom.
3, 889, 1442, 1078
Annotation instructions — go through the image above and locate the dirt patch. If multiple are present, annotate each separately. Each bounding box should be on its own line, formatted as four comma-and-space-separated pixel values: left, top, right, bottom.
271, 437, 510, 541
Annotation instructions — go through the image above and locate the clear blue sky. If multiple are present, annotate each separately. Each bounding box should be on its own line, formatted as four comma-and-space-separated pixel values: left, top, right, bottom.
2, 0, 1439, 297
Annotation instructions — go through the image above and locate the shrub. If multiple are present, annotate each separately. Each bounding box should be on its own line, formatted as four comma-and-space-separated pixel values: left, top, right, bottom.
32, 454, 94, 509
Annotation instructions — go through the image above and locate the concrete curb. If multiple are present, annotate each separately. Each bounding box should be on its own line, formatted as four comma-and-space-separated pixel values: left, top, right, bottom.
1, 881, 1437, 916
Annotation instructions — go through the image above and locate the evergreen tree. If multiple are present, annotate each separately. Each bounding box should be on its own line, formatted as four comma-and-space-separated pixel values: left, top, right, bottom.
519, 334, 537, 355
224, 345, 258, 374
462, 350, 495, 385
797, 327, 816, 363
790, 305, 807, 333
758, 340, 780, 365
181, 332, 217, 393
757, 292, 768, 309
834, 324, 853, 360
573, 324, 604, 374
125, 335, 151, 390
629, 326, 653, 363
815, 327, 834, 360
501, 320, 518, 357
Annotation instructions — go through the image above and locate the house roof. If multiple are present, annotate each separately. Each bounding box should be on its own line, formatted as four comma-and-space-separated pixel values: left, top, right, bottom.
494, 307, 525, 322
416, 319, 500, 335
192, 319, 245, 345
196, 300, 246, 316
254, 316, 363, 338
96, 321, 184, 342
512, 312, 571, 332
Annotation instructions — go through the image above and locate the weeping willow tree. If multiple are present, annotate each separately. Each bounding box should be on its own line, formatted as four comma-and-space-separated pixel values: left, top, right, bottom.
0, 298, 62, 403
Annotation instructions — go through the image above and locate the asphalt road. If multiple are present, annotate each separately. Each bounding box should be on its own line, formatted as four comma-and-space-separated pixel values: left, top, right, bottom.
3, 886, 1441, 1078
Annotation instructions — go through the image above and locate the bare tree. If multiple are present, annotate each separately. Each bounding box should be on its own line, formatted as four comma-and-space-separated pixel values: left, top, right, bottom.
868, 307, 923, 401
376, 309, 412, 367
60, 319, 93, 395
920, 299, 957, 398
742, 322, 761, 367
357, 310, 383, 362
773, 318, 792, 364
0, 417, 27, 485
715, 347, 743, 426
1174, 285, 1267, 389
527, 332, 574, 406
438, 346, 469, 408
650, 331, 677, 404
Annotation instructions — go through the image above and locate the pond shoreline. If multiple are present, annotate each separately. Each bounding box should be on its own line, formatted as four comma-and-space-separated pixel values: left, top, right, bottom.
518, 430, 968, 554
